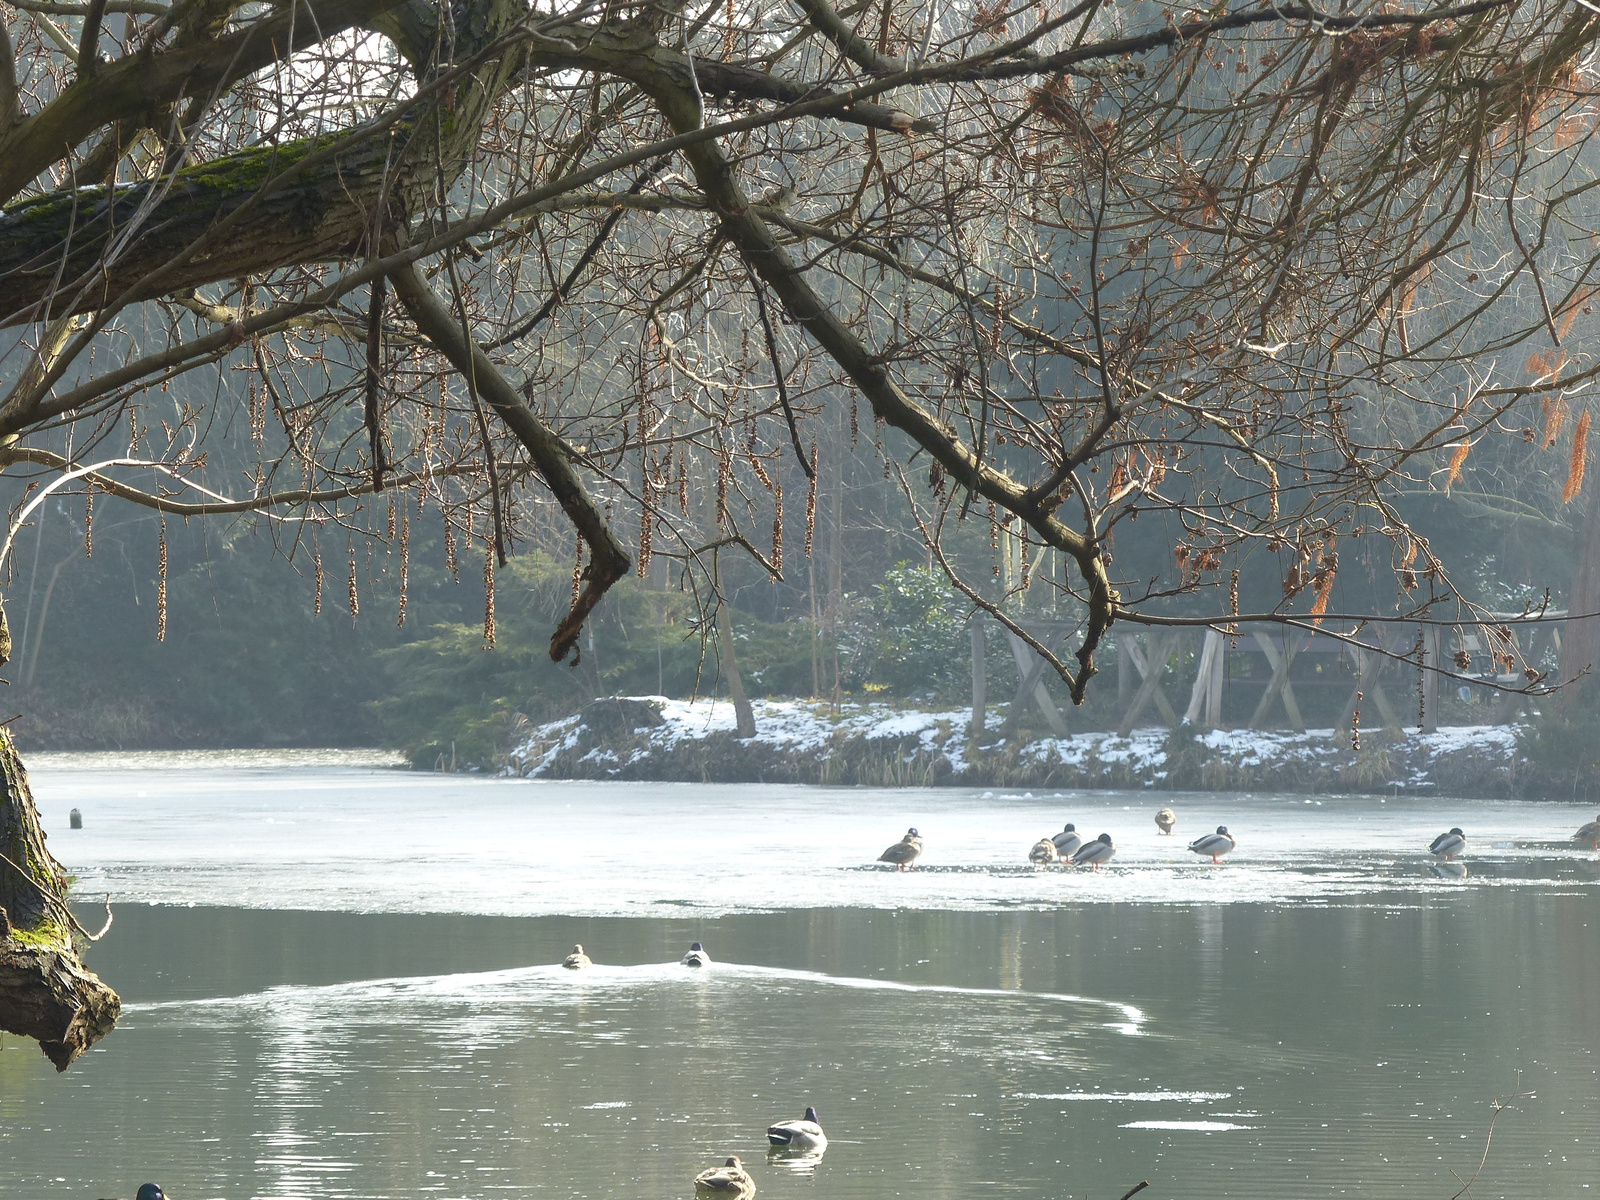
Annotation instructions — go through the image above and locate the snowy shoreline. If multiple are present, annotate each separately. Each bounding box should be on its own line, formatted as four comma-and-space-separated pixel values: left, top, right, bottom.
508, 696, 1524, 796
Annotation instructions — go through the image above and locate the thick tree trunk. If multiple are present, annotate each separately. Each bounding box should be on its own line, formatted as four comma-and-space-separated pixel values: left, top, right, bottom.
715, 602, 757, 739
0, 728, 121, 1070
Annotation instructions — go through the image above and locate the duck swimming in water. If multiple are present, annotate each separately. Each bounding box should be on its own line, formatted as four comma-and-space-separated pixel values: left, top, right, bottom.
681, 941, 711, 967
767, 1106, 827, 1150
1188, 826, 1236, 864
1575, 815, 1600, 852
695, 1157, 756, 1196
1028, 838, 1059, 865
97, 1188, 165, 1200
1071, 833, 1117, 869
1051, 823, 1082, 857
878, 828, 923, 870
1429, 828, 1467, 860
1155, 807, 1177, 835
562, 944, 592, 969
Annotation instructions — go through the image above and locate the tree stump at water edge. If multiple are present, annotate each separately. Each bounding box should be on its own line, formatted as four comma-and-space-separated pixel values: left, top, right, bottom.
0, 729, 121, 1069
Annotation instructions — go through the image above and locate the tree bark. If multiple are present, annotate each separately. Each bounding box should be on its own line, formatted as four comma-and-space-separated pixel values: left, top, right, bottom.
0, 724, 121, 1070
715, 601, 756, 739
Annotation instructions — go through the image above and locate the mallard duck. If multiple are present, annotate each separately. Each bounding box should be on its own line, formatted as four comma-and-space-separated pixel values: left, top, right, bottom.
1188, 825, 1236, 864
878, 828, 923, 870
1071, 832, 1116, 869
681, 941, 711, 967
1028, 838, 1059, 865
1575, 815, 1600, 851
1051, 823, 1082, 857
1429, 828, 1467, 860
767, 1105, 827, 1149
97, 1188, 164, 1200
562, 944, 592, 969
695, 1156, 755, 1195
1155, 807, 1177, 835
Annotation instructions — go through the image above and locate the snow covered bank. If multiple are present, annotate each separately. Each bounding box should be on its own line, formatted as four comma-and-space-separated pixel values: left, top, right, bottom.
508, 697, 1523, 795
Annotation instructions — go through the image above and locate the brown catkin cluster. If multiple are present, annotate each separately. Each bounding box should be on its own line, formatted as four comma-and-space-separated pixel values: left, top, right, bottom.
249, 379, 265, 446
398, 514, 410, 628
989, 501, 1000, 577
348, 546, 360, 617
1228, 568, 1240, 646
772, 477, 784, 577
804, 441, 818, 558
638, 479, 653, 578
445, 516, 458, 582
483, 549, 497, 650
83, 485, 93, 557
850, 396, 859, 446
386, 495, 396, 542
314, 550, 324, 616
1351, 691, 1363, 752
157, 518, 168, 642
678, 451, 690, 516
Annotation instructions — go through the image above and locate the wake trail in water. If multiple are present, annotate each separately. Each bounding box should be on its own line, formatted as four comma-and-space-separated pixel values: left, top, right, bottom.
124, 959, 1148, 1034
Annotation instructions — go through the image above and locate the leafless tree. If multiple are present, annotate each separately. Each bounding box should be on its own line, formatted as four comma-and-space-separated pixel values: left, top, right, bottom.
3, 0, 1600, 1061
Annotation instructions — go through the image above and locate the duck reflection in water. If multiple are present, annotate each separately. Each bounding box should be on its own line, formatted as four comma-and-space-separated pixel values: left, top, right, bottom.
1430, 860, 1469, 880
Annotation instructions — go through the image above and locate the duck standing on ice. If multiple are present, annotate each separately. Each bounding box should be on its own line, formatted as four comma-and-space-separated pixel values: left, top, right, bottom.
1071, 833, 1117, 870
1429, 828, 1468, 860
1051, 823, 1083, 859
1574, 815, 1600, 852
681, 941, 711, 967
1188, 826, 1236, 864
879, 828, 923, 870
1155, 807, 1177, 835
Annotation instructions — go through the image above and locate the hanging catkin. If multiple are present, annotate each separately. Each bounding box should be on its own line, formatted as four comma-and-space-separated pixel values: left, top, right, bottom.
850, 395, 859, 446
83, 485, 94, 557
804, 440, 818, 558
314, 549, 324, 616
397, 514, 410, 627
348, 544, 360, 617
989, 500, 1000, 577
716, 446, 730, 529
1564, 410, 1591, 503
157, 517, 168, 642
387, 494, 397, 542
444, 515, 458, 582
678, 450, 690, 516
771, 476, 784, 577
638, 480, 654, 578
483, 548, 497, 650
1228, 568, 1240, 646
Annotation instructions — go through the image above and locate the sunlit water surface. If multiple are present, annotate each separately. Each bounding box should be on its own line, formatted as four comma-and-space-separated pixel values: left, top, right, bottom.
0, 753, 1595, 1200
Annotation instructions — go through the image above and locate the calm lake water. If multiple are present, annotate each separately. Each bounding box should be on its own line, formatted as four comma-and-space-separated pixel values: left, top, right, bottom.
2, 754, 1597, 1200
